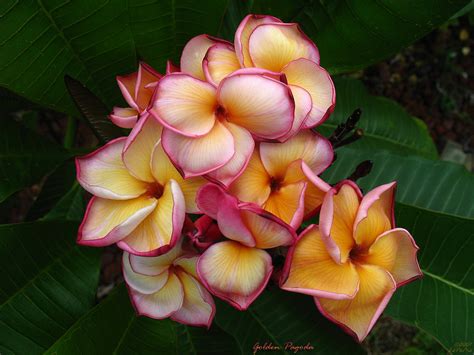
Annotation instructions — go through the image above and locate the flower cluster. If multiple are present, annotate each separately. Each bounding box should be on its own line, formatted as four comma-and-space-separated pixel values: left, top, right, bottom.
76, 14, 422, 342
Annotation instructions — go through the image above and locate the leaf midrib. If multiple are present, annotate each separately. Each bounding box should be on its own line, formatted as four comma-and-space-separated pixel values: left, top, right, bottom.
422, 270, 473, 296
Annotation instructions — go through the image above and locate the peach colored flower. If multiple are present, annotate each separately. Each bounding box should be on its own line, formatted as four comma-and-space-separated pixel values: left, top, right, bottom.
76, 115, 204, 255
123, 239, 214, 327
280, 181, 422, 341
229, 130, 333, 227
196, 184, 295, 310
110, 62, 161, 128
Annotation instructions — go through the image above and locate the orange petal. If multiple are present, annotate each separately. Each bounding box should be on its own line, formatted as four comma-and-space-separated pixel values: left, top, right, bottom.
123, 114, 163, 183
282, 58, 335, 127
150, 142, 205, 213
234, 14, 282, 67
361, 228, 422, 286
218, 71, 295, 140
239, 204, 295, 249
248, 23, 319, 72
118, 180, 185, 256
151, 73, 217, 137
354, 182, 396, 249
316, 264, 396, 342
205, 122, 255, 187
172, 269, 215, 327
161, 121, 235, 178
109, 107, 139, 129
135, 62, 161, 111
281, 225, 359, 299
76, 138, 148, 200
181, 34, 229, 80
320, 182, 361, 264
78, 196, 157, 247
260, 130, 333, 179
130, 271, 184, 319
197, 241, 273, 310
263, 181, 306, 228
203, 43, 241, 85
229, 150, 271, 206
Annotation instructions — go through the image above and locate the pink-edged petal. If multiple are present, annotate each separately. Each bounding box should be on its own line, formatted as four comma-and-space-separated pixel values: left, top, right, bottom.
205, 122, 255, 187
320, 181, 362, 264
228, 150, 271, 206
234, 14, 282, 67
203, 42, 241, 86
197, 241, 273, 310
281, 225, 359, 299
278, 85, 312, 141
150, 73, 217, 137
263, 181, 307, 229
150, 141, 205, 214
117, 72, 138, 109
166, 60, 180, 74
217, 72, 295, 140
239, 203, 295, 249
172, 269, 215, 327
129, 271, 184, 319
173, 255, 199, 279
123, 252, 169, 294
181, 34, 230, 80
118, 180, 186, 256
129, 239, 184, 276
300, 163, 332, 217
77, 196, 157, 247
76, 138, 148, 199
282, 58, 335, 127
361, 228, 422, 286
248, 23, 319, 72
316, 264, 397, 342
188, 215, 223, 251
354, 182, 396, 249
122, 113, 163, 183
110, 107, 139, 129
161, 122, 235, 178
135, 62, 162, 110
196, 183, 255, 247
260, 130, 334, 179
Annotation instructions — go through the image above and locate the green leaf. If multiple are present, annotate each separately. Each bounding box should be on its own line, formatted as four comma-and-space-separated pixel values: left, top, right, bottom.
45, 285, 239, 354
0, 119, 69, 203
387, 203, 474, 351
322, 148, 474, 219
292, 0, 469, 74
64, 75, 124, 144
43, 183, 84, 221
25, 159, 76, 221
0, 221, 101, 354
319, 78, 437, 159
0, 0, 230, 116
215, 288, 364, 354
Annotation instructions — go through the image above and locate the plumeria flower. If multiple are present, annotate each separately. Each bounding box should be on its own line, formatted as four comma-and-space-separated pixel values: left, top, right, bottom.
123, 239, 215, 327
280, 181, 422, 342
234, 14, 335, 128
229, 130, 333, 228
76, 115, 205, 255
150, 68, 296, 181
110, 62, 161, 128
196, 184, 295, 310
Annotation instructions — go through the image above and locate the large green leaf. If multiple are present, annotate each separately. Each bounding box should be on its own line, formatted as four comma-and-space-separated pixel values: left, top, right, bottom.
1, 1, 468, 115
0, 119, 69, 203
387, 204, 474, 350
215, 288, 364, 354
0, 0, 229, 116
221, 0, 469, 73
45, 285, 239, 354
322, 148, 474, 219
0, 221, 101, 354
319, 78, 437, 159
